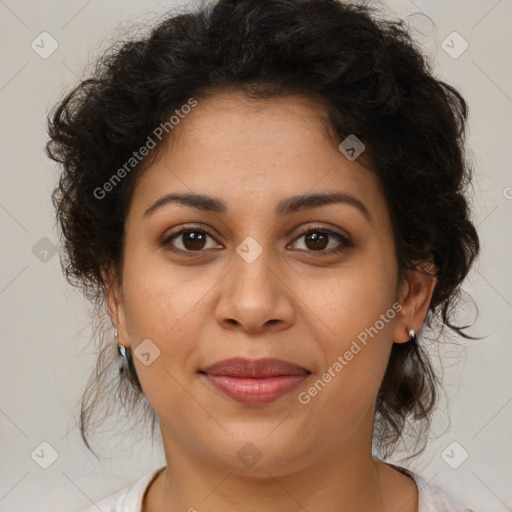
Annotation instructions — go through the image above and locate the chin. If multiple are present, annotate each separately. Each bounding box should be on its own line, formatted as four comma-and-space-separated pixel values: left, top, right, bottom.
196, 428, 318, 478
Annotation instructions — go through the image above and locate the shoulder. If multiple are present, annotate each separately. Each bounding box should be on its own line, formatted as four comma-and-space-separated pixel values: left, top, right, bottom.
77, 468, 164, 512
396, 465, 475, 512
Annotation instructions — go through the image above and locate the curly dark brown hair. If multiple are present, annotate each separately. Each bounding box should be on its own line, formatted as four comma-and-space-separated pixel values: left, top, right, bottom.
46, 0, 480, 460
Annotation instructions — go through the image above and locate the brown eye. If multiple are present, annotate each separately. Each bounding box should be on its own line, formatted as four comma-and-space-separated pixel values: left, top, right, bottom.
179, 230, 208, 250
303, 232, 329, 251
162, 227, 222, 253
290, 227, 352, 255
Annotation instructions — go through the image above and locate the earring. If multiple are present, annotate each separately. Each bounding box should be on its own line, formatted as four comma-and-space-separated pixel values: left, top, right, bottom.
115, 329, 127, 358
408, 327, 416, 341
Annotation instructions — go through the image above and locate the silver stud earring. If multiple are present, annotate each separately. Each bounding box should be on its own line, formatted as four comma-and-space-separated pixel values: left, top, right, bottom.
408, 328, 416, 341
115, 329, 127, 358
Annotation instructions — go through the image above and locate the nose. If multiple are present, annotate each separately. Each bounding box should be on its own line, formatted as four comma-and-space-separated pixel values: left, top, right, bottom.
214, 248, 296, 335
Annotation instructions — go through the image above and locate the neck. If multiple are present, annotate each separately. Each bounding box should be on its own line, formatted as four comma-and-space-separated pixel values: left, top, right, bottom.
146, 439, 392, 511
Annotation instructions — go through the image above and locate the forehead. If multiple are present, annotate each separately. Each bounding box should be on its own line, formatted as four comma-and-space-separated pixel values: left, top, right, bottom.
165, 91, 337, 161
127, 91, 387, 224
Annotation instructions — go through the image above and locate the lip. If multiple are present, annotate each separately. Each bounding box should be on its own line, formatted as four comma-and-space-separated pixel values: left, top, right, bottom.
200, 357, 310, 406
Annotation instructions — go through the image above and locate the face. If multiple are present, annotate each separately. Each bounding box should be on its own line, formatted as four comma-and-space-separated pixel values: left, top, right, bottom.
106, 91, 433, 477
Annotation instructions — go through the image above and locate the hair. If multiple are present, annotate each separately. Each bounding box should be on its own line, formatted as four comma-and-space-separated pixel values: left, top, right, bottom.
46, 0, 480, 461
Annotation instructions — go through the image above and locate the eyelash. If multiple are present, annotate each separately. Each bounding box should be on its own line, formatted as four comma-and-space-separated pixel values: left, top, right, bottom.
161, 224, 353, 257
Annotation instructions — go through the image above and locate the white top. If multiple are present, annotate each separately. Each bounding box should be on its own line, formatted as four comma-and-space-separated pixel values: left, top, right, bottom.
79, 465, 475, 512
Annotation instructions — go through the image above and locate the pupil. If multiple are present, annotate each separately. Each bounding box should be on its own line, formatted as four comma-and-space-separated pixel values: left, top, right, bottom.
184, 231, 205, 250
306, 232, 327, 250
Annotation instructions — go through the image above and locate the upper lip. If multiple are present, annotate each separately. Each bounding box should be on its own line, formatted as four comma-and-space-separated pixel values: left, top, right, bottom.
201, 357, 310, 377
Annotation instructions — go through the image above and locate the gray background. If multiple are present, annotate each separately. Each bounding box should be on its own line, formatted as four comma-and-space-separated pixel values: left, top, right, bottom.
0, 0, 511, 510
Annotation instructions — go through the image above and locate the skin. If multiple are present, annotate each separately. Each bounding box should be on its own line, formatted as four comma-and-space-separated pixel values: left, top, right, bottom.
103, 91, 436, 511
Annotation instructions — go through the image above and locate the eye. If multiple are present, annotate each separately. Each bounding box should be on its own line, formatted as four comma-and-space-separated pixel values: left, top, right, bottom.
161, 224, 353, 256
162, 225, 222, 254
289, 226, 353, 255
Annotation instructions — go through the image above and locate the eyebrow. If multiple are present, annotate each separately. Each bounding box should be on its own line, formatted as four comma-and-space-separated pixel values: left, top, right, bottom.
143, 191, 371, 222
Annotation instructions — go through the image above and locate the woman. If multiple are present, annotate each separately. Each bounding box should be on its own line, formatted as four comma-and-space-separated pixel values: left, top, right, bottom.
46, 0, 479, 510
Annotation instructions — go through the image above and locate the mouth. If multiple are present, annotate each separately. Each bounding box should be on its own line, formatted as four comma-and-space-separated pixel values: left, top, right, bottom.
199, 357, 311, 406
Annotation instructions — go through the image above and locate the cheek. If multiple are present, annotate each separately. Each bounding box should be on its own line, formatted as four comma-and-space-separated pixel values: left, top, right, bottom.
299, 251, 397, 408
118, 253, 198, 395
121, 244, 204, 340
300, 313, 395, 444
304, 251, 397, 350
120, 257, 203, 416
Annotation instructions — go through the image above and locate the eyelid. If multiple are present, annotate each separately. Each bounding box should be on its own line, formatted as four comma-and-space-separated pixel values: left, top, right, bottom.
291, 224, 352, 243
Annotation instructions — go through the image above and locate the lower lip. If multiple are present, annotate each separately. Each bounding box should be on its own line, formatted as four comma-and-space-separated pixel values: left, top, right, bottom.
203, 374, 309, 406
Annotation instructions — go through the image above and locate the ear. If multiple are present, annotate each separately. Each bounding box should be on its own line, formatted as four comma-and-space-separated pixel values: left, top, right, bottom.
393, 262, 437, 343
101, 266, 129, 348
